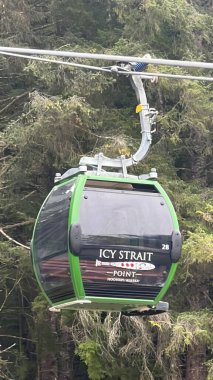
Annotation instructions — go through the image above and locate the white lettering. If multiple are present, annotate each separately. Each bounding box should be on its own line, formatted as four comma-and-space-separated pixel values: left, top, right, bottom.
99, 249, 117, 259
99, 248, 154, 262
113, 270, 137, 278
119, 250, 124, 259
162, 244, 170, 250
111, 250, 117, 259
146, 252, 153, 261
103, 249, 111, 259
136, 251, 143, 261
113, 270, 123, 277
107, 277, 139, 283
123, 250, 130, 260
130, 251, 137, 260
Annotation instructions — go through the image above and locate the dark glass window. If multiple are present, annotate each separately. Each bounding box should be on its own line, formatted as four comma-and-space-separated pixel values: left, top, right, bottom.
86, 180, 157, 193
80, 187, 173, 238
39, 253, 73, 302
34, 181, 75, 301
34, 182, 74, 259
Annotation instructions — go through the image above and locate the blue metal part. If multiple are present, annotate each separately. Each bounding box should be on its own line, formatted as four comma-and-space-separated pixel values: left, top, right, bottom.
133, 62, 149, 72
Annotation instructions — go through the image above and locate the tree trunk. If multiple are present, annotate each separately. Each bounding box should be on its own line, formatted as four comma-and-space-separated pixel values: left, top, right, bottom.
185, 343, 208, 380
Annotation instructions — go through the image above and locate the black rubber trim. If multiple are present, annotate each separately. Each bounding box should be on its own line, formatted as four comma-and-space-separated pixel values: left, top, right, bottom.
171, 230, 182, 263
69, 223, 82, 255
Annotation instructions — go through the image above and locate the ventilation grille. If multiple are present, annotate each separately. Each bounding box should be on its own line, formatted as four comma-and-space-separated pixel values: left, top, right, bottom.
84, 283, 161, 300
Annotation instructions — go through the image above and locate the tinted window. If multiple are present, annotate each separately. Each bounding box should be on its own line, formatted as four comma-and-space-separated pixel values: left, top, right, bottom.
86, 180, 157, 192
34, 182, 74, 259
39, 253, 73, 302
80, 187, 173, 237
33, 181, 75, 301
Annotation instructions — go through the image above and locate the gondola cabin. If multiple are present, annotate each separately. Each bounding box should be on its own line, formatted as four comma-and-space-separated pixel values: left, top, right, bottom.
31, 173, 182, 313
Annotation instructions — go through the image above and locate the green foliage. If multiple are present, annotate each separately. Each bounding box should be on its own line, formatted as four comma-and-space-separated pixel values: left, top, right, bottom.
25, 56, 114, 100
197, 203, 213, 228
206, 359, 213, 380
0, 357, 13, 380
115, 0, 213, 58
13, 350, 30, 380
76, 340, 106, 380
73, 311, 156, 380
32, 294, 58, 357
1, 91, 102, 226
0, 242, 36, 379
183, 229, 213, 263
72, 311, 213, 380
166, 312, 213, 354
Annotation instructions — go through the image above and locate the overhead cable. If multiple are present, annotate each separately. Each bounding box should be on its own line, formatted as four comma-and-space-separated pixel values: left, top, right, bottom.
0, 51, 111, 73
123, 70, 213, 82
0, 51, 212, 82
0, 46, 213, 69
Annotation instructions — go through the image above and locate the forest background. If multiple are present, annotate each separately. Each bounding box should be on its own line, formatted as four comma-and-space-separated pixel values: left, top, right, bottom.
0, 0, 212, 379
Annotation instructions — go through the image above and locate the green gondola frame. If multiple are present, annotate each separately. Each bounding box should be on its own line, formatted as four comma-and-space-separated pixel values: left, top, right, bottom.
31, 173, 182, 313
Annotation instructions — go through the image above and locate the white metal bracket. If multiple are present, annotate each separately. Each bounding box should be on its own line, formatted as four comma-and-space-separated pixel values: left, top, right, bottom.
79, 61, 158, 176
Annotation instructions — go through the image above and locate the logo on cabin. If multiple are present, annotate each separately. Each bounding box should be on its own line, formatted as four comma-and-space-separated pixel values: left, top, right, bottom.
96, 260, 155, 271
97, 250, 155, 283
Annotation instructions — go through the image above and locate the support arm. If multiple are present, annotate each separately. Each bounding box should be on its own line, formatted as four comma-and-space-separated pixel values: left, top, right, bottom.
79, 64, 157, 174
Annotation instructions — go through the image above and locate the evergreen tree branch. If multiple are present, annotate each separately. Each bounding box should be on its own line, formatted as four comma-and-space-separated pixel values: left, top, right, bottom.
2, 220, 34, 230
0, 277, 23, 312
0, 343, 16, 354
0, 335, 35, 342
0, 228, 30, 250
0, 92, 29, 115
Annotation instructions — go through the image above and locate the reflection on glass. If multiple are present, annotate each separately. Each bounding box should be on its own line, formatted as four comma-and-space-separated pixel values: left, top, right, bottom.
34, 181, 75, 301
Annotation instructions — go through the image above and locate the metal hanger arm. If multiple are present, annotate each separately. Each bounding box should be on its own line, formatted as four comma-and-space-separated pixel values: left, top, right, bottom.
80, 63, 157, 172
